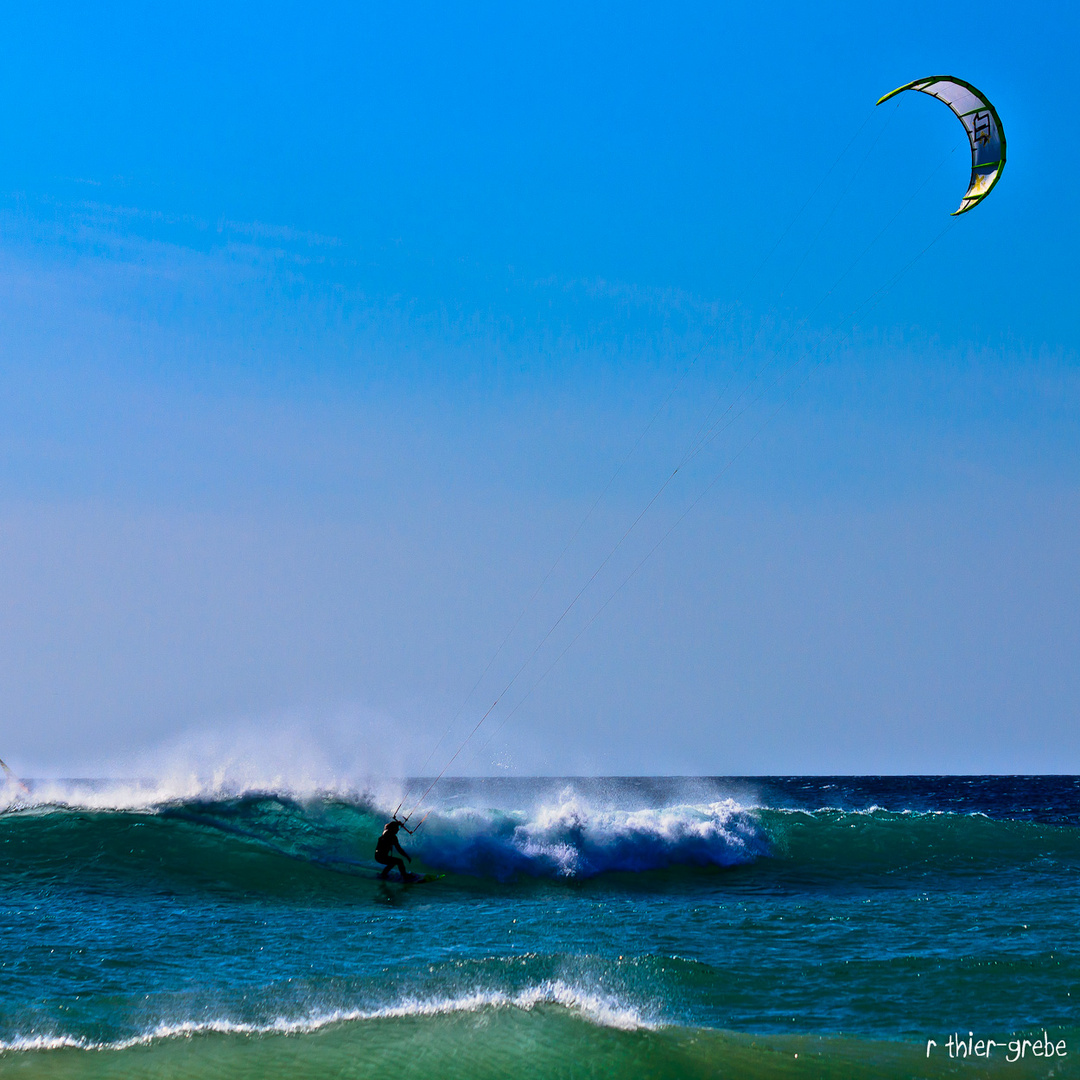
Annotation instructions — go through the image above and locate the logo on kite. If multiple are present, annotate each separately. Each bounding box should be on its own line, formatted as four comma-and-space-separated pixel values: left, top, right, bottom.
877, 76, 1006, 216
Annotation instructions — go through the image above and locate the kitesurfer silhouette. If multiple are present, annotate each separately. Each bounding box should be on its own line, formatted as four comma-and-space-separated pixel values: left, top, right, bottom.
374, 820, 413, 881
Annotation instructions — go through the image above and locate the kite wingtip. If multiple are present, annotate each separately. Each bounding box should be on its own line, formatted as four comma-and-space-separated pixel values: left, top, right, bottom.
875, 81, 916, 107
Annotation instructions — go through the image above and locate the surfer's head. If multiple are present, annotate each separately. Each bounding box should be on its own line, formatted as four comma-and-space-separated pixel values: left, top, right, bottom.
387, 820, 402, 832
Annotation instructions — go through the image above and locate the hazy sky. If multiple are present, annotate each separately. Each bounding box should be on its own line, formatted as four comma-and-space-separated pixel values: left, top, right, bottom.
0, 1, 1077, 777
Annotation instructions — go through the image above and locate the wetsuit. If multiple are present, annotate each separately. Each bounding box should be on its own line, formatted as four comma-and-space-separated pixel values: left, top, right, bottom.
374, 823, 411, 880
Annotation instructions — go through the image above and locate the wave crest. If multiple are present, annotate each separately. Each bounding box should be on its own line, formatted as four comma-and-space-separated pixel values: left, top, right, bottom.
417, 793, 768, 879
0, 979, 653, 1053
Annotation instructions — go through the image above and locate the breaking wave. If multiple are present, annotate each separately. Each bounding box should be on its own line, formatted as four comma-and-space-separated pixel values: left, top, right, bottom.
417, 796, 768, 878
0, 978, 654, 1053
0, 781, 769, 886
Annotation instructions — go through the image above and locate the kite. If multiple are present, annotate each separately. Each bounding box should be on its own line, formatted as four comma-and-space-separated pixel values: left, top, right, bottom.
877, 76, 1006, 215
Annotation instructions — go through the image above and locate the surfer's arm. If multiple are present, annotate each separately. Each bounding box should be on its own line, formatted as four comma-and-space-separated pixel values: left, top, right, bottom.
393, 839, 411, 860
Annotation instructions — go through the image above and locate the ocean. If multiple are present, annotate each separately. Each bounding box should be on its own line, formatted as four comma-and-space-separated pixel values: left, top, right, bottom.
1, 775, 1077, 1078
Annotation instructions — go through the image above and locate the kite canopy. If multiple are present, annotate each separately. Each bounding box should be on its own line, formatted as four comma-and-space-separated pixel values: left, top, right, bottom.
877, 76, 1006, 215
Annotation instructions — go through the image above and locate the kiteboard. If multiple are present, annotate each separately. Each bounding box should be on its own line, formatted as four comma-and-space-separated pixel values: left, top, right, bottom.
310, 855, 444, 883
401, 872, 445, 885
361, 866, 446, 884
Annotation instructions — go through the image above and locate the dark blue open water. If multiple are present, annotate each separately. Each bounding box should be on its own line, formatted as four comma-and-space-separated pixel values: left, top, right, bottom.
2, 776, 1078, 1078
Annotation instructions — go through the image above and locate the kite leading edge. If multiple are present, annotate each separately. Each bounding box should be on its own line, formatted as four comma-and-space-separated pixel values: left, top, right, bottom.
877, 76, 1006, 215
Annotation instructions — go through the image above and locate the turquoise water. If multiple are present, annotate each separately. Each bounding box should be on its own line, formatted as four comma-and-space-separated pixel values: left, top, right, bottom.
2, 777, 1078, 1078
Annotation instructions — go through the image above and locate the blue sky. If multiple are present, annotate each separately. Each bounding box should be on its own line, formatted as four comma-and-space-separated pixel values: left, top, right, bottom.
0, 2, 1076, 777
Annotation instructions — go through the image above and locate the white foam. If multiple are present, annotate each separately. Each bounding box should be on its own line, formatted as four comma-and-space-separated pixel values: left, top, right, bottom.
419, 791, 769, 878
768, 804, 985, 819
0, 980, 654, 1053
